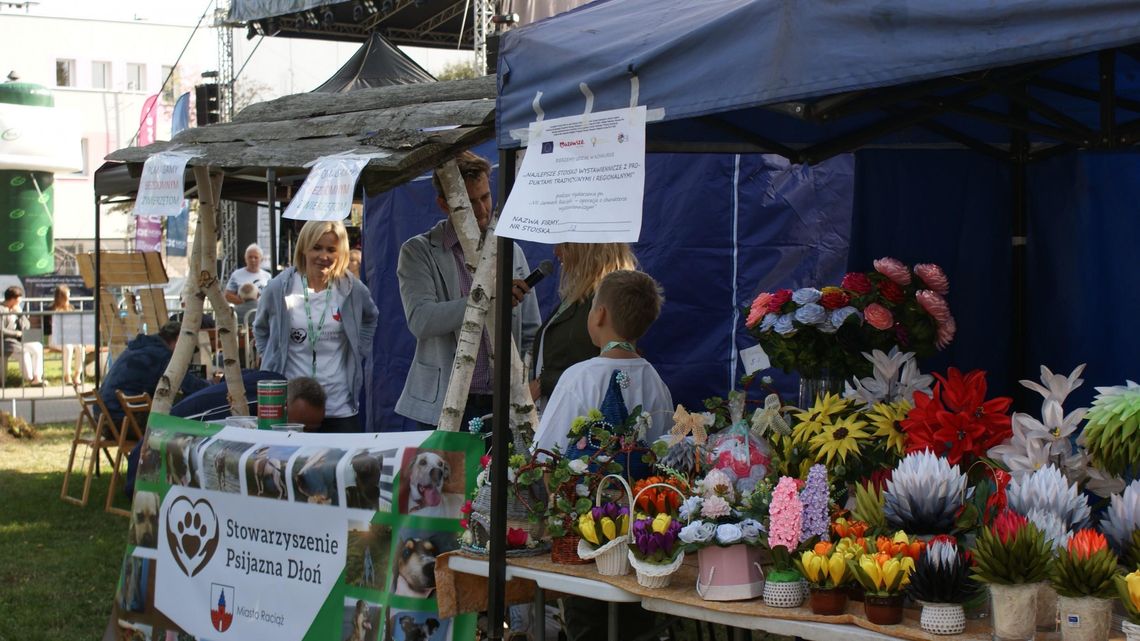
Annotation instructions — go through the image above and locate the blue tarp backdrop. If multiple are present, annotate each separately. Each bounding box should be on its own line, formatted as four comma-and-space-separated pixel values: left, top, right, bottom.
363, 142, 855, 431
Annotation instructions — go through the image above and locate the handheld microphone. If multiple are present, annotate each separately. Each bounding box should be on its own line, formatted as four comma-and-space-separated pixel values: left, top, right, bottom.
523, 259, 554, 288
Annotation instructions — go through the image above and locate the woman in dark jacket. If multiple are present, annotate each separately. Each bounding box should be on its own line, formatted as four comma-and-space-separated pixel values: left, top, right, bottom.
528, 243, 637, 403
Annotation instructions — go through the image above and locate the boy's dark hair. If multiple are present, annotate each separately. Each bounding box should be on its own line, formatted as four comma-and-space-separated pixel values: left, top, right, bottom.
432, 151, 492, 201
4, 286, 23, 301
594, 270, 663, 341
158, 319, 182, 342
288, 376, 327, 409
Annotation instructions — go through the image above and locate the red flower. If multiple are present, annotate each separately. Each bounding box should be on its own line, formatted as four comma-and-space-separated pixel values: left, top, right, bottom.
991, 509, 1028, 545
877, 279, 904, 304
1067, 529, 1108, 560
985, 468, 1010, 523
459, 519, 469, 529
841, 272, 873, 294
769, 288, 793, 310
902, 369, 1012, 464
480, 454, 492, 468
819, 287, 850, 310
460, 500, 473, 515
930, 411, 989, 466
506, 527, 529, 548
867, 468, 893, 493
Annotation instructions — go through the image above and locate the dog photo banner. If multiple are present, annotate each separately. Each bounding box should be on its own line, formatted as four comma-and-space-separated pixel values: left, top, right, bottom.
112, 414, 482, 641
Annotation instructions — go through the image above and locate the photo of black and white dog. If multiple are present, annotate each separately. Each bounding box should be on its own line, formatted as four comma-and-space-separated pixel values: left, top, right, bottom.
388, 609, 449, 641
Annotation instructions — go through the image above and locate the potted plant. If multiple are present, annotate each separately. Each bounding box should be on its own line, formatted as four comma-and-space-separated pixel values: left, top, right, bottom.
971, 510, 1054, 641
847, 549, 914, 624
881, 450, 967, 536
1051, 529, 1118, 641
1081, 379, 1140, 478
574, 475, 633, 576
796, 541, 854, 615
1114, 567, 1140, 641
762, 475, 805, 607
628, 512, 684, 588
906, 535, 978, 635
677, 468, 767, 600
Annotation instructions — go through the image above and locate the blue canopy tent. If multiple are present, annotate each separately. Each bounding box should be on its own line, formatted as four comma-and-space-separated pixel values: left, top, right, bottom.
481, 0, 1140, 634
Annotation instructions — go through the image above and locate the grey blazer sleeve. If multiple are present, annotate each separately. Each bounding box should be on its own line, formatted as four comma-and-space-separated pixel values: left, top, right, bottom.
252, 280, 273, 355
397, 236, 468, 339
514, 245, 541, 355
355, 279, 379, 358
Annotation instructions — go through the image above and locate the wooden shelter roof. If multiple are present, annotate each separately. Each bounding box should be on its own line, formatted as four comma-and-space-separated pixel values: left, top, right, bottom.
102, 75, 495, 202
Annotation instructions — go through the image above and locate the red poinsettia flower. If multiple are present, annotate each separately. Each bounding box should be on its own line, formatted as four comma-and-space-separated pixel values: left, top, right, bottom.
901, 369, 1012, 465
506, 527, 529, 548
932, 411, 990, 465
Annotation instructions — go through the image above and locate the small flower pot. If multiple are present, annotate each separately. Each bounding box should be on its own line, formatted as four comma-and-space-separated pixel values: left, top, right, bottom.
628, 550, 684, 589
808, 586, 848, 616
863, 593, 904, 625
696, 544, 765, 601
1036, 582, 1058, 631
1057, 595, 1112, 641
1123, 620, 1140, 641
989, 583, 1038, 641
763, 579, 805, 608
578, 537, 629, 576
920, 602, 966, 635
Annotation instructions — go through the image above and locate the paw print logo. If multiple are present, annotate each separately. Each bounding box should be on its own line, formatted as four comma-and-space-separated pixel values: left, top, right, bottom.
289, 328, 307, 344
165, 496, 220, 577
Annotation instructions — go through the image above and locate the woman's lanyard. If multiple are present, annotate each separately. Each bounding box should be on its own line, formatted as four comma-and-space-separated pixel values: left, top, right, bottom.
600, 340, 636, 354
300, 274, 333, 377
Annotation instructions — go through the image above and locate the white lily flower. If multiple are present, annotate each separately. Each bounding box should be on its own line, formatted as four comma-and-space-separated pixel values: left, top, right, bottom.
1019, 363, 1086, 403
844, 348, 932, 406
989, 415, 1051, 476
1083, 463, 1126, 498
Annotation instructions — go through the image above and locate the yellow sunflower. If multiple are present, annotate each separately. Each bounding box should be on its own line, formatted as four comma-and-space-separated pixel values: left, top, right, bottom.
792, 393, 852, 446
808, 413, 871, 464
865, 400, 912, 456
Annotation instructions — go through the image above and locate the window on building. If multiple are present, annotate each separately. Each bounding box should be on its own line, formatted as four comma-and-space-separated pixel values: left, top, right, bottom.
161, 65, 177, 103
70, 139, 90, 177
91, 61, 111, 90
126, 63, 146, 91
56, 59, 76, 87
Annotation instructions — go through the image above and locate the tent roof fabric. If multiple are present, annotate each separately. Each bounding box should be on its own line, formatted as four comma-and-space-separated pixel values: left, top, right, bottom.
102, 76, 495, 201
312, 32, 435, 93
496, 0, 1140, 153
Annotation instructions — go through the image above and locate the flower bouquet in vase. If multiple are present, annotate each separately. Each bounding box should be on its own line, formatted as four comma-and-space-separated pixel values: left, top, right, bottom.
796, 540, 855, 615
1051, 529, 1117, 641
906, 535, 978, 635
1115, 568, 1140, 641
678, 468, 766, 601
762, 476, 805, 608
971, 510, 1053, 641
574, 474, 632, 576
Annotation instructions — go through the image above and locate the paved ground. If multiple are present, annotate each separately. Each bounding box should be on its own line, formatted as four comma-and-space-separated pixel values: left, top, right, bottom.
0, 384, 88, 424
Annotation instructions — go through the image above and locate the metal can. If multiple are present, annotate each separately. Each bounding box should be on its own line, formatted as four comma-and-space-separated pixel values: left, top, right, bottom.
257, 380, 288, 430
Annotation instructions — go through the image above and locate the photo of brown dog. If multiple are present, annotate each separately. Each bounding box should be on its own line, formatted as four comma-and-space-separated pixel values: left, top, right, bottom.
340, 598, 382, 641
391, 530, 457, 599
127, 491, 159, 548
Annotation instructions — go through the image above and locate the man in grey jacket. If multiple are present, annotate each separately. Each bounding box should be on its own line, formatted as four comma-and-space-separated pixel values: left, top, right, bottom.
396, 152, 541, 428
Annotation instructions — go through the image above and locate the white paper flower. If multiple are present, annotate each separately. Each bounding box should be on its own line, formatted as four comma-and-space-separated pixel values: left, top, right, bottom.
844, 348, 933, 406
575, 483, 590, 497
679, 520, 716, 544
1020, 363, 1086, 404
883, 450, 966, 534
1006, 464, 1092, 529
1024, 508, 1071, 551
989, 416, 1051, 478
679, 496, 703, 522
567, 459, 588, 474
476, 469, 488, 488
715, 523, 743, 545
1101, 479, 1140, 553
1083, 463, 1126, 498
738, 518, 765, 543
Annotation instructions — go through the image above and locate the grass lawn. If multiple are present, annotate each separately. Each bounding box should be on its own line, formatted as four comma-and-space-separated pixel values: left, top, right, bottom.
0, 422, 133, 641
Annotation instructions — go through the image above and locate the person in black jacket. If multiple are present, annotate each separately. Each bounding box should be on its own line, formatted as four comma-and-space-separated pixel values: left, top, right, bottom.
99, 319, 209, 427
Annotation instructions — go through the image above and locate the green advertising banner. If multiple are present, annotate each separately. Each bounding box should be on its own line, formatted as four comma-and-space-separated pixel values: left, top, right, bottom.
111, 414, 483, 641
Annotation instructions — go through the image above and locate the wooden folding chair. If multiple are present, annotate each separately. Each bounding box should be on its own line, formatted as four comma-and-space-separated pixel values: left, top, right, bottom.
60, 388, 119, 507
105, 391, 151, 517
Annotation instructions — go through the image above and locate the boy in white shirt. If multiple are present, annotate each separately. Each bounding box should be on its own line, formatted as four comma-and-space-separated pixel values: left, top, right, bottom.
533, 270, 673, 454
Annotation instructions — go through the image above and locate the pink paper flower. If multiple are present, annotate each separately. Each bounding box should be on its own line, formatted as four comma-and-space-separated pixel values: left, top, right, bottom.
936, 317, 957, 349
746, 292, 774, 328
873, 257, 912, 286
916, 290, 953, 324
767, 476, 803, 550
700, 495, 731, 519
864, 303, 894, 330
914, 263, 950, 296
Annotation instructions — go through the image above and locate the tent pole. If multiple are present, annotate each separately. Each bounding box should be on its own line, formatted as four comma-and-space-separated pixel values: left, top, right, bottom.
94, 194, 102, 388
267, 169, 279, 275
488, 148, 517, 640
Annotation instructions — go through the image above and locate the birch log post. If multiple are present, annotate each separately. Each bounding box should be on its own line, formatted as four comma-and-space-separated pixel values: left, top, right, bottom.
436, 160, 482, 272
151, 205, 207, 414
192, 166, 249, 416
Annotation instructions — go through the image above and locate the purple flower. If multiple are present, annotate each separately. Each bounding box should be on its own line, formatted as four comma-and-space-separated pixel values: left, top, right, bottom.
800, 464, 830, 542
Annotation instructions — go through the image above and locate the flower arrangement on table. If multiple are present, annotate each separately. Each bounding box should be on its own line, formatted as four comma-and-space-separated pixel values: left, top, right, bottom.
563, 406, 659, 482
904, 535, 978, 634
1051, 529, 1120, 640
628, 511, 686, 588
459, 450, 546, 554
900, 366, 1012, 467
574, 502, 630, 551
970, 510, 1054, 641
847, 548, 916, 624
745, 258, 955, 381
760, 475, 809, 607
676, 468, 767, 550
1081, 378, 1140, 479
796, 539, 857, 615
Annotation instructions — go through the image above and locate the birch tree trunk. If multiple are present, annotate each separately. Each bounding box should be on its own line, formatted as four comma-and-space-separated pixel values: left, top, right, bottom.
192, 167, 248, 416
436, 160, 482, 272
151, 205, 206, 414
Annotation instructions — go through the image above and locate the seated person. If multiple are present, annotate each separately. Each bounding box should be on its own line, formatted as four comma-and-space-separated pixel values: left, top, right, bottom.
99, 319, 209, 428
2, 286, 44, 386
224, 243, 271, 305
286, 376, 327, 432
532, 270, 673, 454
170, 369, 285, 421
233, 282, 259, 326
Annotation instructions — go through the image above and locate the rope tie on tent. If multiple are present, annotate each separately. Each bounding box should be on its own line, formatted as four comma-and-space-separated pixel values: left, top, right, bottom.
579, 82, 595, 119
629, 75, 640, 110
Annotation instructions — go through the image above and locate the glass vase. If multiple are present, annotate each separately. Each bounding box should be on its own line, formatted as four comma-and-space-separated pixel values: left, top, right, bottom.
797, 373, 847, 409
